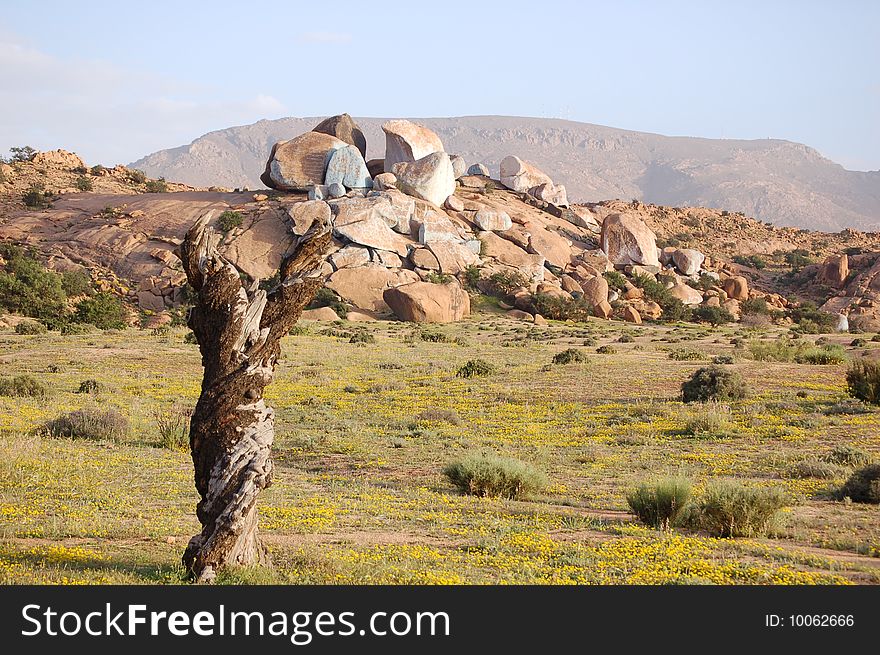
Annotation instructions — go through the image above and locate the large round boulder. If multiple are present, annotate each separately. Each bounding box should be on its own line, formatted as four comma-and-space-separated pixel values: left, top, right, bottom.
383, 280, 470, 323
499, 156, 553, 192
382, 120, 445, 172
600, 213, 660, 268
392, 152, 456, 207
261, 132, 347, 190
311, 113, 367, 158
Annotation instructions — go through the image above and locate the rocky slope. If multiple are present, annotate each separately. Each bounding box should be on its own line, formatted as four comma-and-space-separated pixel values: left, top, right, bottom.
131, 116, 880, 232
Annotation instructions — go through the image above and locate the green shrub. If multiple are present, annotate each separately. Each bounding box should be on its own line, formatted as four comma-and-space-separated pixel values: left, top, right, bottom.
442, 453, 548, 499
128, 169, 147, 184
786, 458, 844, 479
626, 477, 692, 530
784, 249, 813, 270
76, 379, 103, 394
145, 177, 168, 193
419, 330, 451, 343
681, 366, 747, 403
850, 338, 867, 347
825, 444, 871, 468
787, 302, 837, 333
839, 465, 880, 503
90, 164, 106, 176
845, 359, 880, 405
747, 339, 841, 363
740, 297, 771, 316
794, 344, 847, 365
43, 408, 130, 441
349, 329, 375, 344
487, 270, 527, 298
617, 334, 635, 343
530, 293, 592, 321
696, 480, 788, 537
153, 403, 192, 451
425, 271, 454, 284
306, 287, 347, 318
456, 359, 494, 378
75, 292, 127, 329
630, 273, 691, 322
668, 348, 704, 361
602, 271, 628, 292
217, 210, 244, 232
75, 175, 93, 192
22, 185, 51, 209
596, 345, 616, 355
9, 146, 37, 162
683, 402, 734, 437
14, 320, 46, 335
60, 322, 93, 335
0, 244, 68, 323
732, 254, 767, 270
712, 354, 734, 365
0, 374, 49, 398
553, 348, 586, 365
691, 305, 734, 326
60, 269, 93, 297
414, 409, 461, 425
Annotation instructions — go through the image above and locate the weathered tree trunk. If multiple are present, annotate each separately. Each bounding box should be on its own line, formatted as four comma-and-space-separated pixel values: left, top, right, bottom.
178, 210, 330, 582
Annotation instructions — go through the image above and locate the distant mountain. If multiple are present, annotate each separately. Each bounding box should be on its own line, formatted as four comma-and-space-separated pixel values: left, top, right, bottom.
131, 116, 880, 232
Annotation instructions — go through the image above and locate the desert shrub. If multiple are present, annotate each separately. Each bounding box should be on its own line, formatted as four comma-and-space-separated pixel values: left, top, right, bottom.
425, 271, 454, 284
787, 302, 837, 333
415, 408, 461, 425
128, 169, 147, 184
0, 374, 49, 398
0, 244, 68, 323
60, 269, 93, 297
668, 348, 704, 361
839, 465, 880, 503
850, 338, 867, 347
22, 185, 52, 209
75, 292, 127, 329
43, 408, 129, 441
681, 366, 747, 403
845, 359, 880, 405
76, 379, 103, 394
784, 249, 813, 270
349, 329, 375, 344
145, 177, 168, 193
732, 254, 767, 270
787, 458, 844, 479
530, 293, 591, 321
603, 270, 628, 292
617, 333, 635, 343
75, 175, 93, 192
794, 344, 847, 365
9, 145, 37, 162
306, 287, 347, 318
217, 210, 243, 232
486, 270, 528, 299
712, 354, 734, 365
153, 403, 192, 450
60, 322, 93, 335
696, 480, 787, 537
691, 305, 734, 326
596, 345, 616, 355
90, 164, 106, 176
553, 348, 586, 365
683, 402, 734, 437
442, 453, 548, 499
456, 359, 494, 378
825, 444, 871, 468
630, 273, 692, 322
740, 297, 771, 316
420, 330, 451, 343
626, 477, 692, 530
14, 320, 46, 335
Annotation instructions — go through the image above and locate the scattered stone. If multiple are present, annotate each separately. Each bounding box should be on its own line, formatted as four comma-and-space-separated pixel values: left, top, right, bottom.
410, 247, 441, 270
327, 265, 419, 312
373, 172, 398, 191
383, 280, 470, 323
288, 200, 332, 236
507, 309, 533, 321
253, 193, 269, 202
300, 307, 341, 321
580, 275, 609, 307
324, 145, 372, 190
722, 275, 749, 301
445, 195, 465, 212
527, 225, 572, 268
332, 197, 413, 256
261, 132, 347, 190
594, 300, 613, 319
835, 313, 849, 332
366, 159, 385, 177
623, 306, 642, 324
416, 210, 463, 244
530, 182, 568, 207
600, 213, 660, 268
668, 283, 704, 305
427, 241, 479, 274
467, 163, 490, 176
312, 113, 367, 158
328, 182, 346, 198
473, 209, 512, 231
566, 206, 601, 232
308, 185, 328, 201
449, 155, 467, 179
499, 156, 553, 192
392, 152, 456, 207
533, 314, 548, 325
672, 248, 705, 276
329, 245, 371, 269
818, 254, 849, 288
560, 275, 582, 294
383, 119, 445, 171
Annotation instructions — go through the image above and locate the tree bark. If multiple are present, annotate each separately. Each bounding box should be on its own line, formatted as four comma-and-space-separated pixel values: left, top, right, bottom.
178, 210, 331, 582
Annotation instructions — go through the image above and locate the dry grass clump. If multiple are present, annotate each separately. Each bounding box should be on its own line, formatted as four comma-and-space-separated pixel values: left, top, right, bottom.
443, 453, 548, 499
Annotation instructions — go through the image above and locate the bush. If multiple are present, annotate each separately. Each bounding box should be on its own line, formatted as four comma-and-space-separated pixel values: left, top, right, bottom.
414, 409, 461, 425
825, 444, 871, 468
681, 366, 747, 403
787, 302, 837, 333
732, 254, 767, 270
128, 169, 147, 184
145, 177, 168, 193
668, 348, 704, 361
419, 330, 451, 343
425, 271, 454, 284
22, 185, 51, 209
75, 292, 127, 329
76, 379, 103, 394
217, 210, 244, 232
60, 322, 93, 335
626, 477, 692, 530
630, 273, 691, 322
153, 403, 192, 450
43, 408, 129, 441
306, 287, 347, 318
691, 305, 734, 326
442, 453, 548, 499
839, 465, 880, 503
552, 348, 586, 365
696, 480, 787, 537
530, 293, 592, 321
9, 146, 37, 162
712, 354, 734, 365
349, 329, 375, 344
60, 269, 93, 297
74, 175, 94, 192
603, 271, 628, 292
90, 164, 106, 176
455, 359, 494, 378
794, 344, 847, 365
596, 345, 616, 355
740, 297, 771, 316
0, 374, 49, 398
748, 339, 843, 364
683, 402, 734, 437
617, 334, 635, 343
787, 458, 844, 479
784, 249, 813, 270
845, 359, 880, 405
487, 270, 527, 299
14, 320, 46, 335
0, 244, 68, 323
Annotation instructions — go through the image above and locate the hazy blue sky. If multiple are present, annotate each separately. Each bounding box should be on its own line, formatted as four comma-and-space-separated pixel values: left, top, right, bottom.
1, 0, 877, 169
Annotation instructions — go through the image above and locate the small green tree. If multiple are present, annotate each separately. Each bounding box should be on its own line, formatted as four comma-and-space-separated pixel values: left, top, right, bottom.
75, 292, 127, 329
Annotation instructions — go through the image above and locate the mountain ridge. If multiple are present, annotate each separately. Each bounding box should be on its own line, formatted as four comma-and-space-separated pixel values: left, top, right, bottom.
131, 115, 880, 232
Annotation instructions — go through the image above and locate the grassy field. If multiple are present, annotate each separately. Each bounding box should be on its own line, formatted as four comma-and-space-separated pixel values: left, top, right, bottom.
1, 313, 878, 585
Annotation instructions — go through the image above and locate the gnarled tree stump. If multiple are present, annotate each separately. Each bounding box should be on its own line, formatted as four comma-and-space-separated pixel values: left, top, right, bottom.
179, 210, 330, 582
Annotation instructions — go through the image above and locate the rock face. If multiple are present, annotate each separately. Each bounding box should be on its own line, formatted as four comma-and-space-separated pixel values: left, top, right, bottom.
499, 156, 553, 193
383, 280, 470, 323
450, 155, 467, 179
672, 248, 705, 276
580, 276, 609, 307
324, 145, 372, 189
392, 152, 455, 207
722, 275, 749, 301
300, 306, 341, 321
311, 113, 367, 158
473, 209, 512, 231
427, 241, 479, 274
668, 282, 704, 305
327, 265, 419, 312
600, 213, 660, 268
382, 120, 445, 172
261, 132, 346, 190
623, 306, 642, 324
332, 196, 413, 255
288, 200, 331, 235
818, 254, 849, 288
373, 172, 397, 191
530, 182, 568, 207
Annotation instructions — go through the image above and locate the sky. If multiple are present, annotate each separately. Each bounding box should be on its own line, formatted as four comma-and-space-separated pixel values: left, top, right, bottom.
0, 0, 877, 170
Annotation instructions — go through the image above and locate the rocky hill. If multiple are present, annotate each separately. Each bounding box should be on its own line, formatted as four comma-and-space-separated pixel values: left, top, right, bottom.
131, 116, 880, 232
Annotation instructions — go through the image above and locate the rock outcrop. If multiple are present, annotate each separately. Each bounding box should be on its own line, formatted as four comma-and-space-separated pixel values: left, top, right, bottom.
383, 280, 470, 323
382, 120, 445, 172
311, 113, 367, 158
392, 153, 455, 207
600, 213, 660, 268
261, 132, 346, 190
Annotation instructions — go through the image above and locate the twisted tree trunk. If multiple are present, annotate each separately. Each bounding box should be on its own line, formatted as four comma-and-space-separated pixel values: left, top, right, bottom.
179, 210, 331, 582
